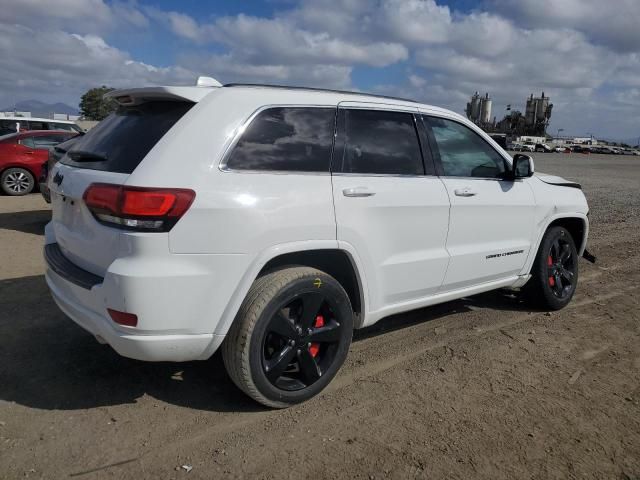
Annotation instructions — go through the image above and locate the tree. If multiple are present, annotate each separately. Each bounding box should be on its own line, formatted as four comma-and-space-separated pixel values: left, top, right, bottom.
79, 86, 117, 120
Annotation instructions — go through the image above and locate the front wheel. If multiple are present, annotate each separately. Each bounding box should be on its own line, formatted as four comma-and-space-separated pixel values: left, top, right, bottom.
525, 226, 579, 310
222, 267, 353, 408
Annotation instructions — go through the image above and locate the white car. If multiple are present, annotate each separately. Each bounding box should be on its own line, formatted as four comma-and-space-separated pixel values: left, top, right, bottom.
44, 79, 591, 407
0, 116, 83, 136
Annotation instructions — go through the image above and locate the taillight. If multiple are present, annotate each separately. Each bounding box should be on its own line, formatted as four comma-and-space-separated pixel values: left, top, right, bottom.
83, 183, 195, 232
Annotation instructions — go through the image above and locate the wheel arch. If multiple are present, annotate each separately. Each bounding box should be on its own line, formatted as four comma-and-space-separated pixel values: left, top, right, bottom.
213, 243, 369, 338
259, 249, 365, 326
1, 163, 38, 178
524, 213, 589, 276
547, 216, 588, 254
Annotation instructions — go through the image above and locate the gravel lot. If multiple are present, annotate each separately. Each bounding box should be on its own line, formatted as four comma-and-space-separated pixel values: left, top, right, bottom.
1, 153, 639, 479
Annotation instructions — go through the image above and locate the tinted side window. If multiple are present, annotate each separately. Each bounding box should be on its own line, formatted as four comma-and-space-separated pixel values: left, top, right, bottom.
33, 134, 71, 148
226, 107, 335, 172
53, 123, 74, 131
19, 137, 35, 148
28, 121, 46, 130
336, 109, 423, 175
424, 116, 506, 178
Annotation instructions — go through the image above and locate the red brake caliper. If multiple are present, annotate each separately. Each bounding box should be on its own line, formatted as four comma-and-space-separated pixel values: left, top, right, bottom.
309, 315, 324, 358
547, 255, 555, 286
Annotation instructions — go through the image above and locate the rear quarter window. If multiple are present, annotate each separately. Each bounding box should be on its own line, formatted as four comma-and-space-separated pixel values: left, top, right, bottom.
225, 107, 336, 172
62, 101, 193, 174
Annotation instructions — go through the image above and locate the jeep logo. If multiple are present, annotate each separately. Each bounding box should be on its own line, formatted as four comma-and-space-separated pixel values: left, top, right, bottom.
53, 172, 64, 187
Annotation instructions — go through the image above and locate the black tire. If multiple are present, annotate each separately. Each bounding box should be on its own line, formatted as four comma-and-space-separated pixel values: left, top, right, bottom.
525, 226, 579, 310
1, 167, 35, 196
222, 266, 353, 408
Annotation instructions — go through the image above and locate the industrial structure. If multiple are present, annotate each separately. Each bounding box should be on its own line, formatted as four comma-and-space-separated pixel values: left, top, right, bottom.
466, 91, 553, 137
465, 92, 492, 127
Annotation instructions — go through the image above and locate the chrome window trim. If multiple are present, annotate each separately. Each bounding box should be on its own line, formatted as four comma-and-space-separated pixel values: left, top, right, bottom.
218, 104, 336, 174
332, 172, 439, 179
439, 175, 525, 182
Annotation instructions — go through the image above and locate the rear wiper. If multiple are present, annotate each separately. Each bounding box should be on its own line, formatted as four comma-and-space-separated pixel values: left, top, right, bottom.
67, 150, 108, 162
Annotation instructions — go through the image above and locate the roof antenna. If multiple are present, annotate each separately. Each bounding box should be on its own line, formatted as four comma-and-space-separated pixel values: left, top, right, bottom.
196, 76, 222, 87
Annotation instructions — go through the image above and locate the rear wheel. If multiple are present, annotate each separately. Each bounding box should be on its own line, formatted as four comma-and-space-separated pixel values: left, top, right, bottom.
525, 226, 579, 310
1, 168, 35, 196
222, 267, 353, 408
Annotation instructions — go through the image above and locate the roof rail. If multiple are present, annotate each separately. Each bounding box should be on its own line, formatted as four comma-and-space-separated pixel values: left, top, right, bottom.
223, 83, 418, 104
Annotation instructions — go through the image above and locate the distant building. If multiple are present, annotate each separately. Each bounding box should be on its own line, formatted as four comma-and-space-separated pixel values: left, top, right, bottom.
518, 136, 547, 144
1, 111, 31, 118
53, 113, 80, 121
1, 111, 79, 121
465, 92, 492, 127
524, 92, 553, 136
492, 92, 553, 137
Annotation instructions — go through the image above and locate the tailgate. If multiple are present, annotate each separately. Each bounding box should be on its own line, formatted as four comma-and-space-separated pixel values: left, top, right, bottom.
45, 100, 195, 277
48, 163, 129, 277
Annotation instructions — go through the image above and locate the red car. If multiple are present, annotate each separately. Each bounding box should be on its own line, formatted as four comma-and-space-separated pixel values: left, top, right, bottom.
0, 130, 77, 195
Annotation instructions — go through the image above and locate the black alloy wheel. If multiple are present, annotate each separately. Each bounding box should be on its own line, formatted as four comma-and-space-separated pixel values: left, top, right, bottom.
546, 236, 577, 299
222, 267, 353, 408
262, 291, 343, 391
526, 226, 579, 310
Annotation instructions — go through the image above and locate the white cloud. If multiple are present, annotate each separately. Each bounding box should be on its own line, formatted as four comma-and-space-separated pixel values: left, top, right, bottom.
378, 0, 451, 45
0, 0, 639, 137
0, 0, 148, 34
179, 54, 352, 89
0, 23, 194, 108
491, 0, 640, 53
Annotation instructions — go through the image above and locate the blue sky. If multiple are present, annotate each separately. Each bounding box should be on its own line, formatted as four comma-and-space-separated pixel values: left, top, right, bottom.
1, 0, 639, 140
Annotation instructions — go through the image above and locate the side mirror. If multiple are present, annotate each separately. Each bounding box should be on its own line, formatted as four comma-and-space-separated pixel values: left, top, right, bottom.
510, 153, 535, 179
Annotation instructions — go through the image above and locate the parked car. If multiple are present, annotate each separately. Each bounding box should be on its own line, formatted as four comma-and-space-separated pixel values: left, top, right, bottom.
554, 146, 567, 153
0, 130, 78, 195
507, 142, 522, 151
520, 144, 535, 152
0, 117, 83, 136
535, 143, 552, 153
39, 134, 82, 202
44, 80, 591, 407
572, 145, 591, 154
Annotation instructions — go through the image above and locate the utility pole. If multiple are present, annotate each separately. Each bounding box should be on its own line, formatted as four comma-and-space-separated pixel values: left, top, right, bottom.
557, 128, 564, 144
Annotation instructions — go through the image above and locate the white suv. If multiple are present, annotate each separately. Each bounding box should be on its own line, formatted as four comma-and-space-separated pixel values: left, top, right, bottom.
44, 79, 590, 407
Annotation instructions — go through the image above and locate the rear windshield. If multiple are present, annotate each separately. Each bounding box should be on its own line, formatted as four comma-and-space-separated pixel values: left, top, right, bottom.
62, 101, 193, 174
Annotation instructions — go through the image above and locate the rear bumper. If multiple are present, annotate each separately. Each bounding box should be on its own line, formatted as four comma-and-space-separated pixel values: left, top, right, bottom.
44, 242, 227, 362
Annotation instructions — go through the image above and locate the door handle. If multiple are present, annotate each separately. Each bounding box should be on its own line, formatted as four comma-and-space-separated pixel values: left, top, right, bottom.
342, 187, 376, 198
454, 187, 477, 197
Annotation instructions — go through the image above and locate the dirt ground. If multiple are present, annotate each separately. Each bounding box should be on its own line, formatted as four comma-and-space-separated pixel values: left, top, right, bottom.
0, 153, 638, 479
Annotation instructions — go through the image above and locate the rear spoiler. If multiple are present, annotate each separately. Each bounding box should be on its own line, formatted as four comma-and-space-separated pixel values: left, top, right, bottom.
105, 78, 222, 107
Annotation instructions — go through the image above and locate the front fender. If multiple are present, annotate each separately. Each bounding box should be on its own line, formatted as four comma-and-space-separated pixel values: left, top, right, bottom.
521, 212, 589, 276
